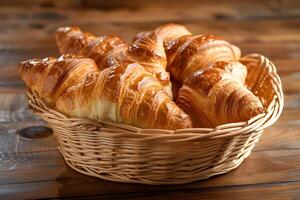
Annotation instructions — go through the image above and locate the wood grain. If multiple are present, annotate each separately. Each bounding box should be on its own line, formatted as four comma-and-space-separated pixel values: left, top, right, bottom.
0, 149, 299, 199
1, 180, 300, 200
1, 19, 300, 45
0, 0, 299, 199
100, 182, 300, 200
0, 0, 300, 23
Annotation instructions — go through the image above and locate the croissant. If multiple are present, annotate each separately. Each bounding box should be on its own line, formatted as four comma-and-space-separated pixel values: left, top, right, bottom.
177, 61, 264, 127
55, 27, 125, 71
138, 24, 264, 127
19, 55, 192, 130
55, 26, 180, 98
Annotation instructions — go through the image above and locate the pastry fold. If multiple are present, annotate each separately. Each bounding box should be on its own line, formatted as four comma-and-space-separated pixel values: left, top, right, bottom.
19, 55, 192, 130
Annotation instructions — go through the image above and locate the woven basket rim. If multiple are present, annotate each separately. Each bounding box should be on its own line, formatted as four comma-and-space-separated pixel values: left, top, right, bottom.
26, 53, 284, 140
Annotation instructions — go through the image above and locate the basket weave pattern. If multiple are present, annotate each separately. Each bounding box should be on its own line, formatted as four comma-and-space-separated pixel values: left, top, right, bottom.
27, 54, 283, 184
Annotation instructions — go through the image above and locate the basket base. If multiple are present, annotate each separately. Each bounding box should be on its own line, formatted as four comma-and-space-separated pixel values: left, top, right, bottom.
60, 147, 252, 185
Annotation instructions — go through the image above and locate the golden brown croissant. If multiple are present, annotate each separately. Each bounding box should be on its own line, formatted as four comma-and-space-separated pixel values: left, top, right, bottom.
134, 23, 192, 49
19, 55, 192, 130
55, 27, 126, 71
166, 34, 243, 83
55, 26, 176, 98
139, 24, 264, 127
177, 61, 264, 127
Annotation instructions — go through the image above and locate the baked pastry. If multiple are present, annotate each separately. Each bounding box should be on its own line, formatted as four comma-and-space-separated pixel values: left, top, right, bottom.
55, 27, 125, 70
19, 55, 192, 130
56, 27, 175, 98
20, 24, 264, 129
137, 24, 264, 127
177, 61, 264, 127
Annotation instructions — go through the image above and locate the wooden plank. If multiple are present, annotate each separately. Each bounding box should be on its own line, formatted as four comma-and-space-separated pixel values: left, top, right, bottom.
1, 181, 300, 200
97, 182, 300, 200
1, 19, 300, 46
282, 71, 300, 95
0, 0, 299, 24
0, 93, 40, 122
0, 0, 78, 7
0, 149, 299, 199
0, 86, 24, 93
272, 59, 300, 76
256, 108, 300, 151
258, 125, 300, 151
0, 122, 55, 154
0, 144, 300, 190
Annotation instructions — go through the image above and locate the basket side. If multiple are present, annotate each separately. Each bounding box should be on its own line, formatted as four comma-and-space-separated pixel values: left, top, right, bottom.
240, 53, 283, 130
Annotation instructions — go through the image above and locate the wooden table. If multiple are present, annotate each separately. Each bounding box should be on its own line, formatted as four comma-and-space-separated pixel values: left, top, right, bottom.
0, 0, 300, 199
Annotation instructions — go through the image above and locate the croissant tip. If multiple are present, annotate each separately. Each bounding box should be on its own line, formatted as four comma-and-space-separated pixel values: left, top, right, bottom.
18, 58, 44, 78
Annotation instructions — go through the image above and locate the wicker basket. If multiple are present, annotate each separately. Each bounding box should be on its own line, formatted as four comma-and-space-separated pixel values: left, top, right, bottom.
26, 54, 283, 185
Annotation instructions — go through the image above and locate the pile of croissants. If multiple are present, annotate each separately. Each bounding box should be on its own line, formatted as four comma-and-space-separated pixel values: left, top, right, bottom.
19, 24, 264, 130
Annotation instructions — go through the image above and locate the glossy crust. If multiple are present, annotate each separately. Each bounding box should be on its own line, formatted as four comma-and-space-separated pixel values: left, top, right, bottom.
55, 27, 125, 71
143, 24, 264, 127
19, 55, 192, 130
166, 34, 242, 83
55, 26, 177, 98
178, 66, 264, 127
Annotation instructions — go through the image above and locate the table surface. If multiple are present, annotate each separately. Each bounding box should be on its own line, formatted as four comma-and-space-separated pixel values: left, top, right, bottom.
0, 0, 300, 199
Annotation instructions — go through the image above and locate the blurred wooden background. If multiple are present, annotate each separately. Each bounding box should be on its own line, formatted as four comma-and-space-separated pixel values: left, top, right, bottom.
0, 0, 300, 199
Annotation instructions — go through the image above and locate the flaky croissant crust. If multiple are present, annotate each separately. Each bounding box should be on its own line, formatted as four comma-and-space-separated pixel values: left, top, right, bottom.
20, 23, 265, 130
136, 24, 264, 127
19, 55, 193, 130
55, 26, 176, 98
